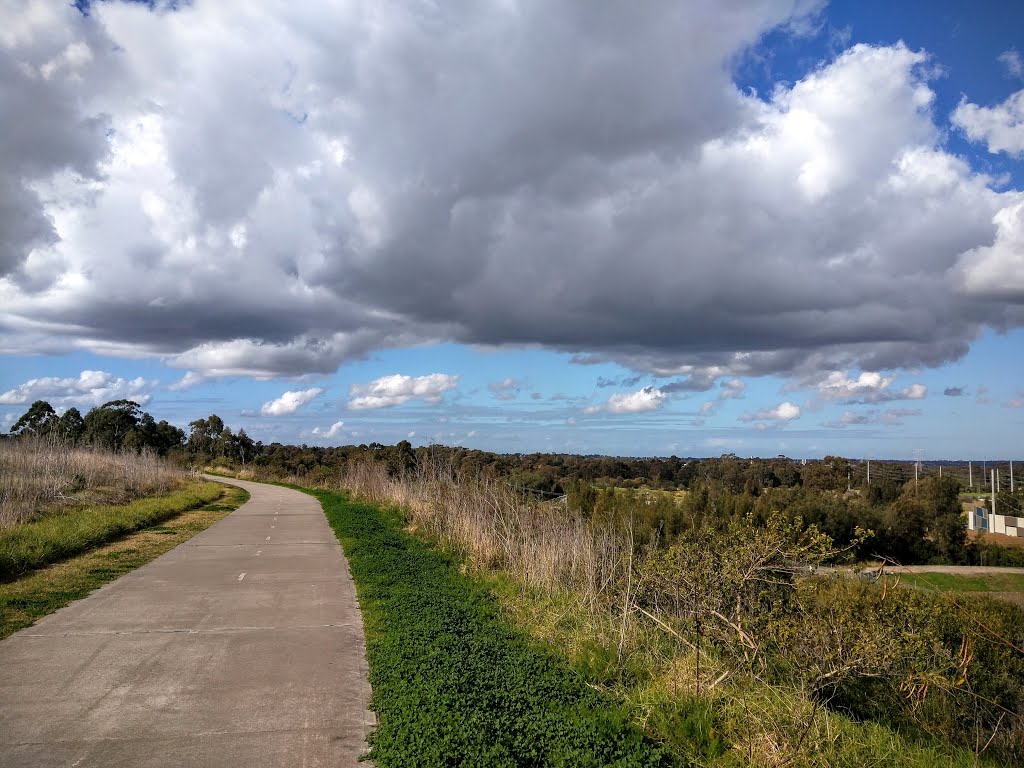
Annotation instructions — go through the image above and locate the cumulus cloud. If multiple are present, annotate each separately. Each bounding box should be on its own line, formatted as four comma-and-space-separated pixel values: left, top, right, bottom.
0, 3, 1022, 386
952, 90, 1024, 157
740, 402, 801, 422
585, 387, 666, 415
955, 198, 1024, 299
814, 371, 927, 404
1004, 399, 1024, 409
0, 370, 156, 407
311, 420, 345, 438
488, 377, 527, 401
348, 373, 458, 410
260, 387, 323, 416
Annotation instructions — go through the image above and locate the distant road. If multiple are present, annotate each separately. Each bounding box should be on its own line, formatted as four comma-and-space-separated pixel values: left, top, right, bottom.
0, 476, 374, 767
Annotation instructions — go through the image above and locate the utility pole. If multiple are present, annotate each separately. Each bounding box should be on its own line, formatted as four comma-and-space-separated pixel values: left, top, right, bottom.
1011, 460, 1015, 492
969, 460, 973, 489
997, 469, 1001, 492
913, 449, 924, 495
867, 458, 871, 485
992, 470, 997, 518
939, 465, 942, 478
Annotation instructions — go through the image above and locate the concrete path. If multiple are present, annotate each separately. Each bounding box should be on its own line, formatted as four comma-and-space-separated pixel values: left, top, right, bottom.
0, 477, 374, 767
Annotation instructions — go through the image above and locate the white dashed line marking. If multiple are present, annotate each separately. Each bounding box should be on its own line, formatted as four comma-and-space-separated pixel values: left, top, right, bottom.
266, 536, 271, 541
256, 550, 262, 556
238, 573, 246, 581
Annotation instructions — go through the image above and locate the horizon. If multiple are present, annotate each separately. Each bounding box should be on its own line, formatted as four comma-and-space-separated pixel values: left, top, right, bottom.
2, 0, 1023, 460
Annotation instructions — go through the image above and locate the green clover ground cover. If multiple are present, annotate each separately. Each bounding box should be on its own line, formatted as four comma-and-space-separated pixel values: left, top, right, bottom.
308, 487, 680, 768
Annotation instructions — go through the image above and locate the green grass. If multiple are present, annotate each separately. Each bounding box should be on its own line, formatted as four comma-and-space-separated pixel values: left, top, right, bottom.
892, 572, 1024, 593
304, 486, 681, 767
0, 480, 225, 579
0, 483, 248, 639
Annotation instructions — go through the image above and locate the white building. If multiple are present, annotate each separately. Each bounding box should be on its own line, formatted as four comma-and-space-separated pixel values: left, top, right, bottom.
966, 502, 1023, 537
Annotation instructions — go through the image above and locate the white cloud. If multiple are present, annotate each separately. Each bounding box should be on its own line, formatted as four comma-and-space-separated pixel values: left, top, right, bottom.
585, 387, 666, 415
952, 89, 1024, 157
311, 420, 344, 438
814, 371, 927, 403
260, 387, 323, 416
999, 49, 1023, 79
348, 373, 458, 410
901, 383, 927, 400
822, 407, 921, 428
167, 370, 204, 391
488, 377, 527, 401
880, 407, 922, 423
0, 370, 156, 407
955, 198, 1024, 299
741, 402, 801, 422
822, 410, 871, 428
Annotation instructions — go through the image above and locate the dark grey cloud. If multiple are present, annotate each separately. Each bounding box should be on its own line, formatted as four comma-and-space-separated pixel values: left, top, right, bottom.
660, 375, 718, 394
596, 375, 642, 389
944, 386, 966, 396
1, 1, 1022, 387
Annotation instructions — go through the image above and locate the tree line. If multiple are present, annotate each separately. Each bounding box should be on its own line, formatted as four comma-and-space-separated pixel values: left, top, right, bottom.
8, 404, 1023, 566
4, 401, 256, 462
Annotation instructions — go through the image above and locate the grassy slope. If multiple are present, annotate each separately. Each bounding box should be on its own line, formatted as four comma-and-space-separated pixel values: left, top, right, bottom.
0, 480, 225, 579
0, 483, 249, 639
892, 572, 1024, 593
492, 580, 1005, 768
308, 487, 681, 768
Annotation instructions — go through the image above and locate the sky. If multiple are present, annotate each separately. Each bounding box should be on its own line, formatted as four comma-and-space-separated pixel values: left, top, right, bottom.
1, 0, 1023, 460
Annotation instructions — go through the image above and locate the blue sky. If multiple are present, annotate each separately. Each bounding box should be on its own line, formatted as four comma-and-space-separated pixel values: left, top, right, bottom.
2, 0, 1023, 458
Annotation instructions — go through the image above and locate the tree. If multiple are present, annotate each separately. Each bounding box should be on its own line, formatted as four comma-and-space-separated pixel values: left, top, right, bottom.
130, 413, 185, 455
187, 414, 225, 457
54, 407, 85, 444
10, 400, 58, 436
231, 428, 256, 465
878, 476, 966, 564
82, 400, 143, 450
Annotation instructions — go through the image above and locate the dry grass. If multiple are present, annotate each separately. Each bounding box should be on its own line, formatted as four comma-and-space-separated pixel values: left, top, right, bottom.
341, 459, 629, 608
971, 530, 1024, 548
0, 437, 185, 527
